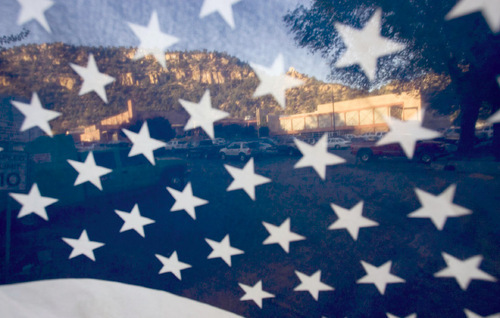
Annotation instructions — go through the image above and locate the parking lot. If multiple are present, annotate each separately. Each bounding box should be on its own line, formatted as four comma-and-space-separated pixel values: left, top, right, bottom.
3, 143, 499, 317
179, 149, 499, 316
182, 149, 498, 208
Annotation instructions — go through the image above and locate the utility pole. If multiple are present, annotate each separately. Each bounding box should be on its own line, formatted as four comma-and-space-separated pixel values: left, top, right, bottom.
332, 85, 336, 134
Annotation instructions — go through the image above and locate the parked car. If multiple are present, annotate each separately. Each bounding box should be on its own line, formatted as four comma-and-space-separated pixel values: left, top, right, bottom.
277, 138, 301, 156
213, 138, 227, 146
258, 137, 278, 147
475, 126, 493, 140
351, 140, 454, 163
257, 141, 278, 156
327, 137, 351, 149
164, 139, 188, 151
303, 137, 317, 145
350, 136, 367, 143
361, 132, 377, 140
443, 127, 484, 144
185, 139, 221, 159
219, 141, 261, 161
444, 127, 461, 141
361, 132, 386, 140
251, 138, 278, 156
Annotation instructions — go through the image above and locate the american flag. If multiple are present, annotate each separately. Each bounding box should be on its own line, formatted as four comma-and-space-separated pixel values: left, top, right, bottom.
1, 0, 499, 317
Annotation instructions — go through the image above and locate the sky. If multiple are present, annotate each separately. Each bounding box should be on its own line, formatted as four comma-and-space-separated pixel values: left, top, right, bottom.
0, 0, 332, 82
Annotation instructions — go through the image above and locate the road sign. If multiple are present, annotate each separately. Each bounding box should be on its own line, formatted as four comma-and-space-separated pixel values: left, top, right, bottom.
0, 152, 27, 191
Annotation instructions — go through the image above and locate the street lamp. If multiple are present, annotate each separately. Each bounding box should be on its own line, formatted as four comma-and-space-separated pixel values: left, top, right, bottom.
332, 86, 336, 134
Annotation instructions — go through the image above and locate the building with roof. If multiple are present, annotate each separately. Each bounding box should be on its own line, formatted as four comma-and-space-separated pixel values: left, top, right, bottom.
79, 100, 135, 143
268, 92, 423, 136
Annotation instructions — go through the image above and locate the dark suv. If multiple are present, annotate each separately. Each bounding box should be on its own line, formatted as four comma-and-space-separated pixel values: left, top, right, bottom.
185, 139, 221, 159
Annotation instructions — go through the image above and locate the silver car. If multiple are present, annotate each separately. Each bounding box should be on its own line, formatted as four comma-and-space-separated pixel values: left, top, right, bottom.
327, 137, 351, 149
219, 141, 260, 161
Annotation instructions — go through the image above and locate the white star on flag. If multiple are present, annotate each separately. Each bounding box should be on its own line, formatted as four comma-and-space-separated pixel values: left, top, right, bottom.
11, 92, 61, 137
9, 183, 58, 221
294, 134, 345, 180
408, 184, 472, 230
357, 260, 405, 294
200, 0, 241, 29
262, 218, 305, 253
334, 8, 406, 81
434, 253, 497, 290
446, 0, 500, 33
294, 270, 334, 301
487, 110, 500, 124
16, 0, 54, 33
251, 54, 304, 109
115, 204, 155, 238
387, 314, 417, 318
224, 158, 271, 201
128, 11, 179, 68
166, 182, 209, 220
155, 251, 192, 280
70, 54, 115, 103
62, 230, 105, 261
464, 309, 500, 318
376, 114, 442, 159
328, 201, 379, 240
67, 152, 112, 191
122, 121, 166, 165
179, 90, 229, 139
238, 280, 275, 308
205, 234, 244, 267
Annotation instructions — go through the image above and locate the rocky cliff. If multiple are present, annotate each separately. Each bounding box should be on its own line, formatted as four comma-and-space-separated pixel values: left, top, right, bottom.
0, 44, 446, 133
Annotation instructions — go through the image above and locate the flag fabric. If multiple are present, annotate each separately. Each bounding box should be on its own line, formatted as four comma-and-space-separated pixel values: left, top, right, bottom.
1, 1, 500, 318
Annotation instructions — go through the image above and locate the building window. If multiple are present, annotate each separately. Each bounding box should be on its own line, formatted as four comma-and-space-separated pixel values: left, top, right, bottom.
390, 106, 403, 120
374, 107, 387, 124
346, 111, 359, 126
292, 117, 305, 131
305, 116, 318, 130
360, 109, 373, 125
404, 108, 418, 120
280, 119, 291, 131
318, 114, 331, 128
334, 112, 345, 127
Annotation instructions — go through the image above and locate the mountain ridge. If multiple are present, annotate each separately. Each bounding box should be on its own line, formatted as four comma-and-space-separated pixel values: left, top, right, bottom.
0, 44, 447, 133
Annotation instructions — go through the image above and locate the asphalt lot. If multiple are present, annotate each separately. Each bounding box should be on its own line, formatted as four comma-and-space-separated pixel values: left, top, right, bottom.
181, 150, 500, 316
185, 150, 499, 223
2, 149, 499, 317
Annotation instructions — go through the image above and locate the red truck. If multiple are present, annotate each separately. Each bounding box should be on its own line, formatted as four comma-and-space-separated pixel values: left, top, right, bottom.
351, 140, 455, 163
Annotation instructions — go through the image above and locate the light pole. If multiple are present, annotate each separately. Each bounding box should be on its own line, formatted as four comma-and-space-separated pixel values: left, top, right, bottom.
332, 85, 336, 134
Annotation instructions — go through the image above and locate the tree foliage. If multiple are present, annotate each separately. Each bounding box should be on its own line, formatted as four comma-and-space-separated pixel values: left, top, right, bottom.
284, 0, 500, 154
0, 28, 30, 49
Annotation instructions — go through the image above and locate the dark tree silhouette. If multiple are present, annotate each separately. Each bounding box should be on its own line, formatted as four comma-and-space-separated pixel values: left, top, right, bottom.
258, 126, 270, 137
0, 29, 30, 49
284, 0, 500, 156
